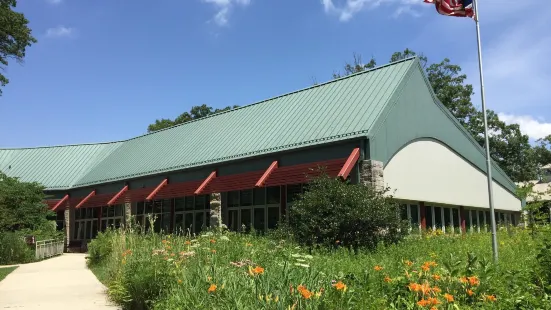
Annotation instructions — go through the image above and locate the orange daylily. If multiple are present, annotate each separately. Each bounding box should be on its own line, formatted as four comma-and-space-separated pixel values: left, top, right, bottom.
249, 266, 264, 276
184, 240, 191, 245
431, 286, 441, 294
432, 274, 441, 281
208, 284, 217, 293
460, 277, 468, 284
467, 276, 480, 286
374, 265, 383, 271
484, 294, 497, 302
333, 281, 347, 291
444, 293, 454, 302
384, 276, 392, 283
404, 260, 413, 267
297, 285, 313, 299
417, 299, 430, 307
467, 289, 474, 296
427, 297, 440, 306
210, 239, 216, 244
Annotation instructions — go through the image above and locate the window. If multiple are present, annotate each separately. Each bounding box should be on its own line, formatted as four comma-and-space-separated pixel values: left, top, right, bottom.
135, 200, 171, 233
173, 195, 210, 235
398, 203, 421, 233
74, 207, 99, 241
452, 208, 460, 231
101, 205, 125, 232
227, 187, 282, 233
426, 206, 433, 230
434, 207, 442, 230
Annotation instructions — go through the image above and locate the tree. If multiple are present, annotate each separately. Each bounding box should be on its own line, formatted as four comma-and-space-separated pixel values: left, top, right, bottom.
147, 104, 239, 132
0, 0, 37, 95
0, 171, 52, 232
335, 50, 538, 182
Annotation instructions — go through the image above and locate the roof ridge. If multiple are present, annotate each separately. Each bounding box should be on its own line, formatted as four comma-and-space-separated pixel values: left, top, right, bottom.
0, 140, 123, 150
0, 57, 416, 150
122, 56, 418, 140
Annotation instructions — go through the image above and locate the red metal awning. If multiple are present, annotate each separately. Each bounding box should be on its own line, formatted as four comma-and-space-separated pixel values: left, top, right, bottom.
263, 158, 348, 187
107, 185, 128, 206
146, 179, 168, 201
338, 148, 360, 180
44, 199, 60, 210
153, 180, 203, 200
77, 193, 115, 208
194, 171, 217, 195
256, 161, 278, 187
75, 190, 96, 209
110, 187, 155, 205
51, 194, 69, 211
197, 170, 265, 194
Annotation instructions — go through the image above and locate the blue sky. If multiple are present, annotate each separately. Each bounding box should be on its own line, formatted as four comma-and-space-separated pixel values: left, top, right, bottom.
1, 0, 550, 148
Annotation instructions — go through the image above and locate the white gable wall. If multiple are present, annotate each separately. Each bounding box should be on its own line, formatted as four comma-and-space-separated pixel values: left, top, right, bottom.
384, 139, 521, 212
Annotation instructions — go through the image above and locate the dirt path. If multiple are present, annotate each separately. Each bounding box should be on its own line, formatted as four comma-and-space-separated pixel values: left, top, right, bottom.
0, 254, 119, 310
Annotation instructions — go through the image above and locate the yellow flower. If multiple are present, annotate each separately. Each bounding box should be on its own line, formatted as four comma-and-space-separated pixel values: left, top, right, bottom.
444, 293, 454, 302
208, 284, 217, 293
333, 281, 347, 291
211, 249, 216, 254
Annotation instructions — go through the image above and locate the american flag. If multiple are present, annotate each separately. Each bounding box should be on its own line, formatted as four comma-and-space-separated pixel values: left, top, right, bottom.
424, 0, 475, 19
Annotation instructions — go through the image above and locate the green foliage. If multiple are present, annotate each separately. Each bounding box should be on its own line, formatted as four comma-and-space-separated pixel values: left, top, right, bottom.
87, 231, 114, 266
0, 0, 37, 95
0, 172, 53, 232
0, 232, 33, 264
88, 228, 550, 309
0, 266, 18, 282
147, 104, 240, 132
286, 174, 408, 251
536, 229, 551, 293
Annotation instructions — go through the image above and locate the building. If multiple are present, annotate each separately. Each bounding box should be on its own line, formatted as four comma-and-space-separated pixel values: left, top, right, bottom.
517, 164, 551, 223
0, 57, 521, 249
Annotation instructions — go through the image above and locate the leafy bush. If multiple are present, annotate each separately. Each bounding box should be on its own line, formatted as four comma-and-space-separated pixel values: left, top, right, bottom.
287, 175, 408, 251
0, 232, 33, 264
88, 230, 115, 266
536, 230, 551, 293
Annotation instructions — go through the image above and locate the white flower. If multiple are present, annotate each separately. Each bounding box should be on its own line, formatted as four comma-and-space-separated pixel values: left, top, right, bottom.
294, 263, 310, 268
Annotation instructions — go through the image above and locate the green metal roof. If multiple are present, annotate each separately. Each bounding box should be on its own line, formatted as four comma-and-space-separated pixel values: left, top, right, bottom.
0, 58, 415, 190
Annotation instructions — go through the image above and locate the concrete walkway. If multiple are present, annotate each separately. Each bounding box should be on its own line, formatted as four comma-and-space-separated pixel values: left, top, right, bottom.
0, 254, 119, 309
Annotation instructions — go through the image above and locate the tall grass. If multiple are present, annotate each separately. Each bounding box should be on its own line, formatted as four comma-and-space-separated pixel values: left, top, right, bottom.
88, 226, 551, 309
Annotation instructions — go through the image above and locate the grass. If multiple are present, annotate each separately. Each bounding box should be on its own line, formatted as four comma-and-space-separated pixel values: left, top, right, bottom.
0, 266, 18, 282
88, 227, 551, 310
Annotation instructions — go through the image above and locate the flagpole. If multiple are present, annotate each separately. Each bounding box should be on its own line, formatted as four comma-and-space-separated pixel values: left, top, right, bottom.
473, 0, 499, 262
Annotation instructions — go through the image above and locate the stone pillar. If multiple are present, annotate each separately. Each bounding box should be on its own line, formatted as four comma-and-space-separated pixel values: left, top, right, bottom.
124, 202, 132, 228
359, 159, 384, 191
210, 193, 222, 229
64, 207, 71, 251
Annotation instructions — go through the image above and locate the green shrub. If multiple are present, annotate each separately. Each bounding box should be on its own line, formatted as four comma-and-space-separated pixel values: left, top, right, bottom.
88, 230, 115, 266
0, 232, 33, 264
536, 230, 551, 293
287, 175, 408, 251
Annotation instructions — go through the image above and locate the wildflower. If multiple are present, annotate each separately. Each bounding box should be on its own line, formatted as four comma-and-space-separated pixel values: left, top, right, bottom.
184, 240, 191, 245
374, 265, 383, 271
246, 243, 253, 247
177, 279, 182, 284
384, 276, 392, 283
249, 266, 265, 276
408, 283, 420, 292
430, 307, 437, 310
459, 277, 468, 284
210, 239, 216, 244
404, 260, 413, 267
333, 281, 347, 291
162, 240, 169, 244
208, 284, 217, 293
484, 294, 497, 302
166, 245, 171, 250
444, 293, 454, 302
431, 286, 441, 294
427, 297, 440, 305
467, 289, 474, 296
421, 263, 431, 272
432, 274, 441, 281
297, 285, 313, 299
417, 299, 430, 307
467, 276, 480, 286
420, 283, 431, 296
179, 251, 195, 258
211, 249, 216, 254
